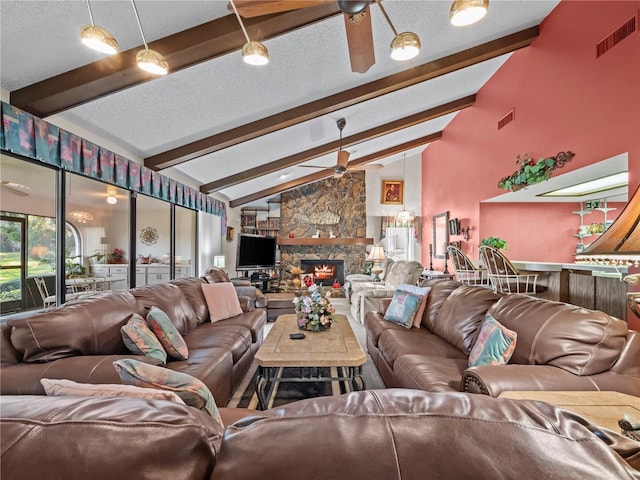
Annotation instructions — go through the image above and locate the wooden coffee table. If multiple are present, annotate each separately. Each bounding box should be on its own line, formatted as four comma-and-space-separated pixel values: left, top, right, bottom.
499, 391, 640, 432
254, 314, 367, 410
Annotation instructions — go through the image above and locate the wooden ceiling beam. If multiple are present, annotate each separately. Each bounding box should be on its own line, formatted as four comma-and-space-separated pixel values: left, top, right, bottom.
201, 95, 473, 193
9, 6, 341, 117
147, 26, 538, 170
229, 132, 442, 207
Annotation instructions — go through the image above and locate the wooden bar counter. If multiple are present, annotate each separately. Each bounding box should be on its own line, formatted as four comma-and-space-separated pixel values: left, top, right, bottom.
511, 261, 628, 320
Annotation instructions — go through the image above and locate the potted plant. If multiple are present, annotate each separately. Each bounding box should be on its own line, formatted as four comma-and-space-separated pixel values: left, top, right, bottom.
498, 151, 575, 191
481, 237, 508, 250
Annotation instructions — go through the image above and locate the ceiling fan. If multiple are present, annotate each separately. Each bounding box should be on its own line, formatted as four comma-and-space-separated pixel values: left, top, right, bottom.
301, 118, 383, 177
1, 181, 30, 197
229, 0, 376, 73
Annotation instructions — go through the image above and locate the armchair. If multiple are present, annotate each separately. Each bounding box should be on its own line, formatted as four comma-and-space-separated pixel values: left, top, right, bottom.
344, 259, 394, 303
349, 260, 423, 324
201, 267, 267, 309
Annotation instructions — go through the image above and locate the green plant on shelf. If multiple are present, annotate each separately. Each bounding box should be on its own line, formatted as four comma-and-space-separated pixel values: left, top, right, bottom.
498, 151, 575, 191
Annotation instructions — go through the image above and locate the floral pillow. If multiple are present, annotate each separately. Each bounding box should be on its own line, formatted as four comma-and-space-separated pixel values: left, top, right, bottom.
397, 284, 431, 328
113, 359, 222, 427
146, 307, 189, 361
121, 313, 167, 365
468, 313, 517, 367
383, 289, 423, 329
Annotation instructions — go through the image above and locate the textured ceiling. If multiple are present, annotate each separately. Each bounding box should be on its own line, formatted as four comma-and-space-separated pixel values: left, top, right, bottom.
0, 0, 560, 206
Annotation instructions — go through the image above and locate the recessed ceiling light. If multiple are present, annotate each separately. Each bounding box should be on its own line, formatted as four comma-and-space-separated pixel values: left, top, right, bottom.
279, 173, 289, 179
539, 171, 628, 197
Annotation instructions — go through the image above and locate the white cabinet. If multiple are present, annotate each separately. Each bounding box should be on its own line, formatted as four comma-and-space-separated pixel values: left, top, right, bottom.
145, 266, 170, 285
90, 265, 128, 290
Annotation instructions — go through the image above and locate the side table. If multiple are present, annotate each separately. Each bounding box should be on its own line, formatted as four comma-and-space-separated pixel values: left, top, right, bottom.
420, 271, 455, 283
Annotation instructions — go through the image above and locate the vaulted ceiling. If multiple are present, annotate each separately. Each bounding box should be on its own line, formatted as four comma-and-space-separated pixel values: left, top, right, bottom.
0, 0, 560, 207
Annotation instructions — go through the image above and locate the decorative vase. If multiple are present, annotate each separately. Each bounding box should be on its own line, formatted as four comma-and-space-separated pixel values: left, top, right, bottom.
292, 277, 301, 288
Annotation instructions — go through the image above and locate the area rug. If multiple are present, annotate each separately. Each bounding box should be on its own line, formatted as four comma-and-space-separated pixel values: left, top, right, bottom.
227, 364, 354, 410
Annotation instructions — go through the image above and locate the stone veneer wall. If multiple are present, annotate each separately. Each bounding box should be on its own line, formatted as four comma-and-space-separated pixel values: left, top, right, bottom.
280, 172, 367, 285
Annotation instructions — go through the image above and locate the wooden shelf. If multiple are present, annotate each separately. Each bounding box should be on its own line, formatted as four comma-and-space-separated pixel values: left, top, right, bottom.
277, 237, 374, 246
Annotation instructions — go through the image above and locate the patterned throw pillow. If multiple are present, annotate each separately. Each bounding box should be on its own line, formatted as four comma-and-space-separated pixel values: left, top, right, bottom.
383, 289, 423, 329
146, 307, 189, 361
397, 284, 431, 328
113, 359, 222, 427
40, 378, 185, 405
121, 313, 168, 365
468, 313, 517, 367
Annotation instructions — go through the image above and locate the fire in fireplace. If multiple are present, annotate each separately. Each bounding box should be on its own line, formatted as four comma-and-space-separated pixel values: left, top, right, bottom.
300, 259, 345, 286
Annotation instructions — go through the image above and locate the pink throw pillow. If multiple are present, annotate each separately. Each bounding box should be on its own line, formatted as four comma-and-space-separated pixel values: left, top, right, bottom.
201, 283, 243, 322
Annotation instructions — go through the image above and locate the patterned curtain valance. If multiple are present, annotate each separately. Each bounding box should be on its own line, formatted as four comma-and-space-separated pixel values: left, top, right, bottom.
380, 215, 420, 241
0, 102, 226, 220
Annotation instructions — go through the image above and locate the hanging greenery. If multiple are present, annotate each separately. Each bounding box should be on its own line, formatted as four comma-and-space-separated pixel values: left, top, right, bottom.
498, 151, 575, 191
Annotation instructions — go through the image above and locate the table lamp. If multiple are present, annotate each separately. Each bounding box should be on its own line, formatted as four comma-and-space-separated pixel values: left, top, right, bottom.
213, 255, 226, 270
576, 184, 640, 319
367, 245, 386, 282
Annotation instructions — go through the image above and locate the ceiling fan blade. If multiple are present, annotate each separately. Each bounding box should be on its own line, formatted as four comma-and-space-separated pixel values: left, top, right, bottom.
230, 0, 331, 18
349, 163, 383, 171
343, 8, 375, 73
298, 164, 328, 169
1, 181, 30, 196
337, 150, 350, 168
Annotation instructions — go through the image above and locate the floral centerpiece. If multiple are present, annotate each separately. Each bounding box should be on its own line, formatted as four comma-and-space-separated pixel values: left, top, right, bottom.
497, 151, 575, 191
293, 284, 336, 332
91, 248, 125, 264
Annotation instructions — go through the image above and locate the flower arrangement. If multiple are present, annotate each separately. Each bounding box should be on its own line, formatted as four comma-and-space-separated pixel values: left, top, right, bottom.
293, 284, 336, 332
91, 248, 125, 264
497, 151, 575, 191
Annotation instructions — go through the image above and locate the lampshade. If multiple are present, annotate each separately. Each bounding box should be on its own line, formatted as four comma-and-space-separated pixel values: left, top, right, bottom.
450, 0, 489, 27
367, 245, 386, 262
396, 209, 415, 223
242, 41, 269, 65
80, 25, 118, 54
390, 32, 421, 61
576, 183, 640, 266
213, 255, 226, 269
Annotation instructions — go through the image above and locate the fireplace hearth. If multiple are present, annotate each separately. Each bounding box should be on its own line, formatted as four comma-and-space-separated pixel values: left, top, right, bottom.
300, 260, 345, 286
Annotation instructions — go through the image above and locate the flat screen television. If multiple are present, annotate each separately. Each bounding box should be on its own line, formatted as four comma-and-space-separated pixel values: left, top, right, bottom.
236, 234, 277, 271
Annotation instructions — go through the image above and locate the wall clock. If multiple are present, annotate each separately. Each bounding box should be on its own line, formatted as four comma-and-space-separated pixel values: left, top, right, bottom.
140, 227, 159, 246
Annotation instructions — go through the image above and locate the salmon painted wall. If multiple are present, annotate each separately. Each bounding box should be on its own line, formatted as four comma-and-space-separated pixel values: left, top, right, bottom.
422, 1, 640, 268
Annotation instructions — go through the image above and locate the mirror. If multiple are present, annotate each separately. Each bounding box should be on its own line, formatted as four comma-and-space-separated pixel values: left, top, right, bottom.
432, 211, 449, 259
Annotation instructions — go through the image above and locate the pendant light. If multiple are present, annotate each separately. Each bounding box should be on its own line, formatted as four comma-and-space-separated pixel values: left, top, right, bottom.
377, 0, 420, 61
396, 154, 415, 223
229, 0, 269, 66
450, 0, 489, 27
131, 0, 169, 75
80, 0, 118, 54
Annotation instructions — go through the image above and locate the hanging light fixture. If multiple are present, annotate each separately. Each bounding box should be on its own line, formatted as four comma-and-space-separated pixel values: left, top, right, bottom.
229, 0, 269, 66
131, 0, 168, 75
450, 0, 489, 27
377, 0, 420, 61
68, 211, 94, 224
80, 0, 118, 54
396, 154, 415, 223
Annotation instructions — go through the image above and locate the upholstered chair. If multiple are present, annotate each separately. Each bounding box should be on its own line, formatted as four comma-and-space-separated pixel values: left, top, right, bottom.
349, 260, 423, 324
344, 259, 394, 303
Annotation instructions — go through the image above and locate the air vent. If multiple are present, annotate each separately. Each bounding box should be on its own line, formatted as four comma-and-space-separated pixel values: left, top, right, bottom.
596, 15, 637, 58
497, 109, 514, 130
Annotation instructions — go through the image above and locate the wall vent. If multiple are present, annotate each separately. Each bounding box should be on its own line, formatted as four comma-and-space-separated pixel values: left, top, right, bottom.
497, 109, 514, 130
596, 15, 637, 58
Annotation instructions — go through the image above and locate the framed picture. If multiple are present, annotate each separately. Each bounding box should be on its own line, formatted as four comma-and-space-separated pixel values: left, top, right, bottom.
301, 273, 315, 288
381, 180, 404, 205
226, 226, 235, 242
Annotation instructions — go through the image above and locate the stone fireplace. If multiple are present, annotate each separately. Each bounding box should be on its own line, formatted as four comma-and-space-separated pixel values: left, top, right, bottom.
300, 259, 344, 286
278, 171, 370, 289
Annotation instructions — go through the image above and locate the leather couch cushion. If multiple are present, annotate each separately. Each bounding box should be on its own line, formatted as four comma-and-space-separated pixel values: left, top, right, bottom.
490, 294, 629, 375
1, 323, 21, 366
171, 277, 210, 325
0, 395, 222, 480
432, 285, 502, 354
378, 329, 466, 369
185, 325, 252, 363
207, 309, 266, 344
212, 389, 636, 480
420, 280, 461, 331
8, 290, 140, 363
132, 283, 198, 335
391, 354, 468, 391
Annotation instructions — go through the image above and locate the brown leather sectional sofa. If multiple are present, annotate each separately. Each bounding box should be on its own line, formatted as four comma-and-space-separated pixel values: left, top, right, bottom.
0, 273, 266, 406
365, 280, 640, 397
2, 389, 639, 480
